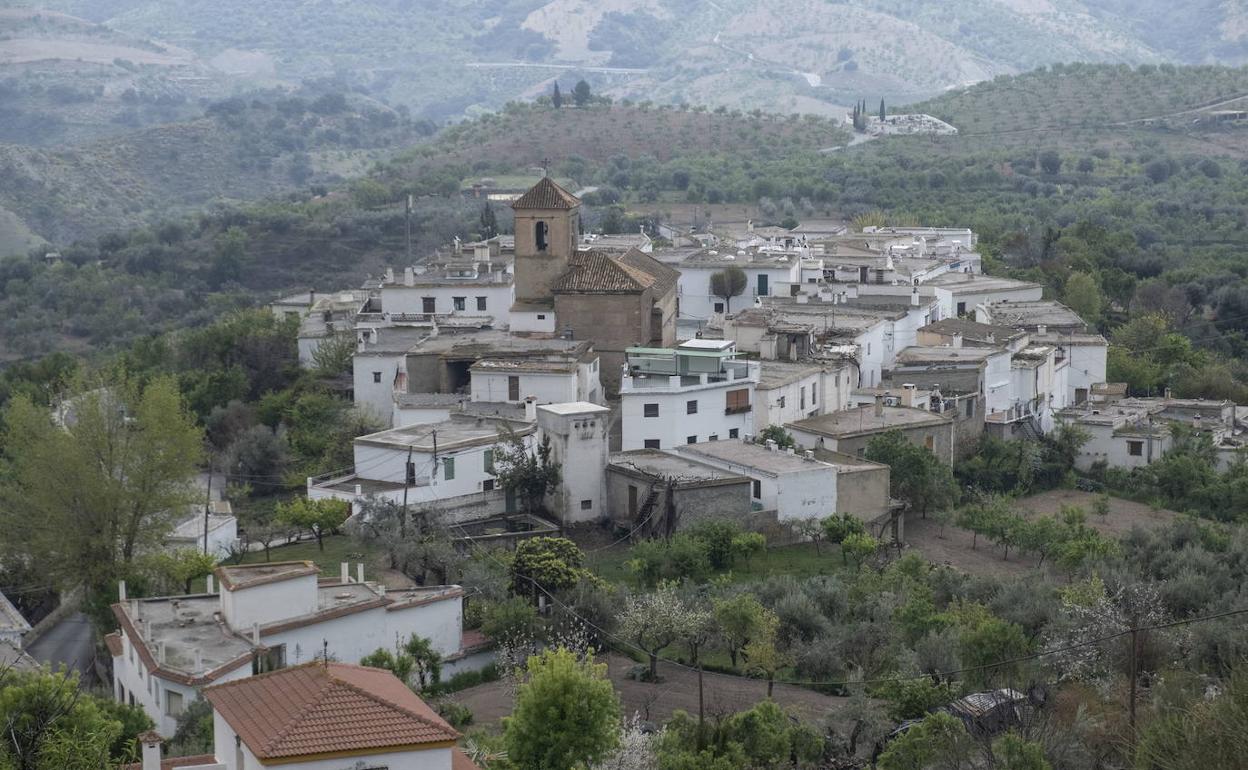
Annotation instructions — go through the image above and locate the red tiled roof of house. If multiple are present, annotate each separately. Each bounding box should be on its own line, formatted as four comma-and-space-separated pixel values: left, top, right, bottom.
617, 246, 679, 297
511, 176, 580, 210
203, 662, 458, 759
553, 250, 656, 293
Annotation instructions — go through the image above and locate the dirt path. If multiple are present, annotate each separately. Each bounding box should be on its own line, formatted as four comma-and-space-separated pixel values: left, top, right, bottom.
449, 653, 854, 729
905, 489, 1179, 578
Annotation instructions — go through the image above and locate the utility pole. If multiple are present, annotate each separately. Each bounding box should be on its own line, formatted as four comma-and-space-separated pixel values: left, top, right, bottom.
202, 456, 213, 555
400, 443, 413, 539
405, 194, 413, 265
1128, 626, 1139, 741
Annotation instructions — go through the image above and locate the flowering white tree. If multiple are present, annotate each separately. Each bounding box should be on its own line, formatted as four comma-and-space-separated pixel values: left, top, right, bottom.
618, 582, 698, 681
590, 714, 659, 770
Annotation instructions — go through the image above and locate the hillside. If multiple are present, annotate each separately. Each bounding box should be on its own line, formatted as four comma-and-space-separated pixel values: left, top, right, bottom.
0, 92, 436, 246
17, 0, 1248, 122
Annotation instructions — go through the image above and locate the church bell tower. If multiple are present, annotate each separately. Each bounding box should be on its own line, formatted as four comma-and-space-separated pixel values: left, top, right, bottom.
511, 176, 581, 305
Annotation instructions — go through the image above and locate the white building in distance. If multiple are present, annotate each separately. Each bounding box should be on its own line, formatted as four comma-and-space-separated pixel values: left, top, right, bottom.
620, 340, 761, 450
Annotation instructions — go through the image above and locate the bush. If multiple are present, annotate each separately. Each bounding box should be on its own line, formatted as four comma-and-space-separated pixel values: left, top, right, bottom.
434, 699, 474, 729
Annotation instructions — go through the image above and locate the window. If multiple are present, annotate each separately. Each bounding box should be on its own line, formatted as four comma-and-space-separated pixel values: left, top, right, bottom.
443, 457, 455, 480
154, 681, 160, 707
644, 403, 659, 418
406, 461, 417, 486
925, 435, 935, 451
118, 684, 126, 704
729, 428, 739, 439
757, 274, 769, 296
686, 400, 698, 415
508, 375, 520, 401
537, 314, 547, 320
644, 439, 661, 449
751, 480, 761, 499
725, 389, 750, 414
484, 449, 494, 474
373, 371, 382, 383
956, 301, 967, 316
476, 296, 487, 311
714, 302, 725, 313
628, 485, 638, 516
422, 297, 436, 313
483, 479, 495, 492
1127, 440, 1143, 457
856, 447, 865, 458
778, 395, 786, 409
800, 387, 806, 410
535, 221, 549, 251
580, 499, 593, 510
811, 388, 816, 405
964, 398, 975, 418
505, 488, 518, 513
252, 644, 286, 675
165, 690, 184, 717
453, 296, 466, 311
687, 435, 697, 444
709, 434, 718, 441
867, 343, 872, 356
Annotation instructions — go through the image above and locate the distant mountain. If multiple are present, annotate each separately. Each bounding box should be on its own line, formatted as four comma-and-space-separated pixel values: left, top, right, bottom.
16, 0, 1247, 122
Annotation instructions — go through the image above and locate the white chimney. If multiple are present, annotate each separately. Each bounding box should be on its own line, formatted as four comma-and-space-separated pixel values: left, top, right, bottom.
403, 267, 415, 286
252, 623, 260, 645
356, 563, 364, 584
206, 574, 214, 594
951, 332, 963, 349
340, 562, 349, 583
118, 580, 127, 602
874, 393, 885, 417
901, 383, 916, 408
910, 288, 920, 306
524, 396, 537, 422
138, 731, 163, 770
766, 439, 778, 452
355, 484, 363, 496
385, 266, 395, 283
1037, 324, 1047, 335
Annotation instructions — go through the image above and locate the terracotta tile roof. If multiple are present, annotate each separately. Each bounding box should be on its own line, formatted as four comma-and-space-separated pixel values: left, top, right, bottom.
511, 176, 580, 210
104, 631, 123, 658
204, 662, 458, 760
617, 247, 679, 298
122, 754, 218, 769
553, 250, 656, 293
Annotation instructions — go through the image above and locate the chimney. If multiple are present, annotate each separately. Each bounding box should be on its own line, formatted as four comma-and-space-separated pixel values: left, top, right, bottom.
340, 562, 349, 583
252, 623, 260, 645
1037, 324, 1047, 335
765, 439, 778, 452
118, 580, 127, 602
910, 287, 920, 306
356, 563, 364, 584
354, 483, 363, 496
901, 383, 916, 408
385, 266, 395, 283
524, 396, 537, 422
206, 574, 214, 594
403, 267, 415, 286
786, 447, 796, 455
951, 332, 963, 349
138, 731, 163, 770
874, 393, 885, 417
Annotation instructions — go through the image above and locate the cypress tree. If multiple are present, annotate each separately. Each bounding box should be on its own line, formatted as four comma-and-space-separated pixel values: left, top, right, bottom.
879, 98, 886, 121
552, 82, 563, 109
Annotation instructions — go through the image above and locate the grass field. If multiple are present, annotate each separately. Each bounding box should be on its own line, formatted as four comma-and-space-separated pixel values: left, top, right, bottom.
236, 534, 383, 579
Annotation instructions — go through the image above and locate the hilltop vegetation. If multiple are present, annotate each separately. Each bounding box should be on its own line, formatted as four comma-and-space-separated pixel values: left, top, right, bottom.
15, 0, 1248, 123
0, 89, 436, 245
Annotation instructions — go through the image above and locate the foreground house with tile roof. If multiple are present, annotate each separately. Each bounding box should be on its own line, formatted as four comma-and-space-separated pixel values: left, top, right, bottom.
108, 562, 487, 737
130, 662, 478, 770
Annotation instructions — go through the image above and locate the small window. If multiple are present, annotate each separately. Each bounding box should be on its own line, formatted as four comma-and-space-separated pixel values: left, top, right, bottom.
725, 389, 750, 414
751, 480, 761, 499
644, 439, 661, 449
856, 446, 865, 458
453, 297, 466, 311
535, 221, 549, 251
483, 478, 495, 491
867, 343, 872, 356
422, 297, 436, 313
484, 449, 494, 474
476, 296, 487, 311
644, 403, 659, 418
165, 690, 184, 717
443, 457, 455, 480
729, 428, 739, 439
580, 499, 593, 510
687, 435, 697, 444
714, 302, 725, 313
686, 400, 698, 415
406, 461, 417, 485
811, 388, 816, 405
778, 396, 786, 409
508, 375, 520, 402
964, 398, 975, 418
1127, 440, 1143, 457
957, 301, 967, 316
373, 371, 382, 383
537, 314, 546, 320
800, 387, 806, 410
925, 435, 934, 451
709, 434, 718, 441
